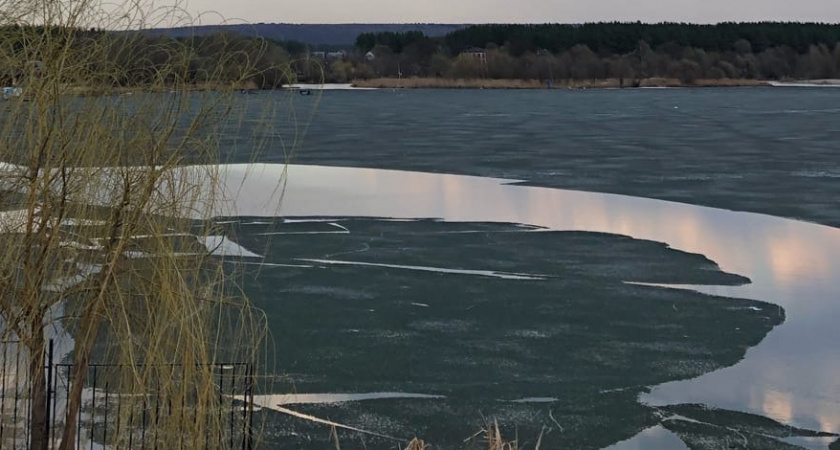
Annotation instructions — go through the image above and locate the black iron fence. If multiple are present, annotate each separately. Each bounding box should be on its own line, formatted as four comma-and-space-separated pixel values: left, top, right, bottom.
2, 340, 255, 450
2, 339, 27, 449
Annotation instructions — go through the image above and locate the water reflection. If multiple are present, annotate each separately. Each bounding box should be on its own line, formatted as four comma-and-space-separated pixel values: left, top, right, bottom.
601, 426, 689, 450
182, 164, 840, 433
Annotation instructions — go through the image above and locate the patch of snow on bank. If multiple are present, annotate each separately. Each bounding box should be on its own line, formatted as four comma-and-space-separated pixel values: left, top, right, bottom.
202, 236, 262, 258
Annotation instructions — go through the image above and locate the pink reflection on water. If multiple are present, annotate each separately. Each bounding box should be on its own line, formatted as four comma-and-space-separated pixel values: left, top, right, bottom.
207, 164, 840, 433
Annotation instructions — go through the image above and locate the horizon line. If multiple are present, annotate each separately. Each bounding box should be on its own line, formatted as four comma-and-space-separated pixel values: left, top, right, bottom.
145, 20, 840, 28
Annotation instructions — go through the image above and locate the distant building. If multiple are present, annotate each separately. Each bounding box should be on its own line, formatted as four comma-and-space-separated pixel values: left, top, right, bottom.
461, 47, 487, 62
310, 50, 347, 61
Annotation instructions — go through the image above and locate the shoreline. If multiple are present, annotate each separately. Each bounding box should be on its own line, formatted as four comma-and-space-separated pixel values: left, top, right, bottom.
351, 77, 776, 90
49, 78, 840, 96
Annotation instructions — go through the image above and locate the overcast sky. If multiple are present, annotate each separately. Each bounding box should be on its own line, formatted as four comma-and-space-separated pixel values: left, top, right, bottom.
183, 0, 840, 25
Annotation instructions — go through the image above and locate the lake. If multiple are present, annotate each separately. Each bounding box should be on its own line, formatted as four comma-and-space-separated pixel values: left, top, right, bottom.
192, 87, 840, 449
220, 86, 840, 228
5, 86, 836, 450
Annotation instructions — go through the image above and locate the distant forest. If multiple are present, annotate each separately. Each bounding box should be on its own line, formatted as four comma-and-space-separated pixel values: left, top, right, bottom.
443, 23, 840, 54
144, 23, 467, 46
345, 23, 840, 83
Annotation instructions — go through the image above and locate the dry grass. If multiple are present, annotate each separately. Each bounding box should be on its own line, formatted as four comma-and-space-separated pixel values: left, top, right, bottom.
463, 420, 518, 450
352, 77, 771, 89
460, 419, 551, 450
484, 421, 519, 450
404, 437, 429, 450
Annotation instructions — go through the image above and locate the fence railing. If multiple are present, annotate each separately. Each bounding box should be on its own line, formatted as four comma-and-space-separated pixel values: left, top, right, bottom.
1, 339, 28, 449
1, 340, 255, 450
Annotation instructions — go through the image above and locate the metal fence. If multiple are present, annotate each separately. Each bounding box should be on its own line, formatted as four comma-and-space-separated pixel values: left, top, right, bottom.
1, 340, 28, 449
2, 340, 255, 450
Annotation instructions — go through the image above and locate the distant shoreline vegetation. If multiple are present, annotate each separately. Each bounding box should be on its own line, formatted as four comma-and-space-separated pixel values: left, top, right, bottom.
4, 22, 839, 91
343, 23, 840, 86
0, 25, 293, 90
195, 22, 840, 87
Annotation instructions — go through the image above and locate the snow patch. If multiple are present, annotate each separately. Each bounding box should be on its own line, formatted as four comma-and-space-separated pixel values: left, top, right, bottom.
201, 236, 262, 258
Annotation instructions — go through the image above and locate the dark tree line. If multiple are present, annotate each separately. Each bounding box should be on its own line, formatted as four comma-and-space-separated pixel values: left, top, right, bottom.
343, 23, 840, 83
444, 22, 840, 55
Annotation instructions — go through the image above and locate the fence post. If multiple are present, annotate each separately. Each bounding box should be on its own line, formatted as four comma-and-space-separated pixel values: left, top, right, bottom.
241, 365, 249, 450
44, 339, 54, 448
247, 363, 255, 450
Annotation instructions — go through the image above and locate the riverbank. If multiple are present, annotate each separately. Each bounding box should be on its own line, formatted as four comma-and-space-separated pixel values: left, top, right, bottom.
60, 83, 241, 97
351, 77, 771, 89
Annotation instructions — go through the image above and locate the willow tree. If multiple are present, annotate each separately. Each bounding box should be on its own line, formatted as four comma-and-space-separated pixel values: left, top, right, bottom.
0, 0, 291, 449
